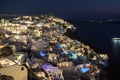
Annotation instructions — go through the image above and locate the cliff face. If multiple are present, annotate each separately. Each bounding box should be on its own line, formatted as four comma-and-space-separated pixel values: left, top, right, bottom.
0, 15, 108, 80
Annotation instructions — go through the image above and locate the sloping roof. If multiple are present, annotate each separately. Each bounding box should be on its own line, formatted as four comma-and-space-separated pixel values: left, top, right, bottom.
41, 64, 58, 73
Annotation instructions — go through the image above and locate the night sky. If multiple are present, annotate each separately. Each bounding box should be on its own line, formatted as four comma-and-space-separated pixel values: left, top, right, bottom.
0, 0, 120, 20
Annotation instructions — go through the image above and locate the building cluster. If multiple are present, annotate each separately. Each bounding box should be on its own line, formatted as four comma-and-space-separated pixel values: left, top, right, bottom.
0, 15, 108, 80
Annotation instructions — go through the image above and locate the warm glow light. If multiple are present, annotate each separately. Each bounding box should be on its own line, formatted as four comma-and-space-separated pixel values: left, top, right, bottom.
112, 38, 120, 48
112, 38, 120, 40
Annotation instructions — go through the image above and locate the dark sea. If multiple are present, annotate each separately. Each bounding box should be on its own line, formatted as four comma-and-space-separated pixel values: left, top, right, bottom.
71, 22, 120, 79
74, 23, 120, 53
73, 22, 120, 61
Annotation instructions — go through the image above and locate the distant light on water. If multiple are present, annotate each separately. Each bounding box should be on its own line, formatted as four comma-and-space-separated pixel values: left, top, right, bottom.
112, 38, 120, 48
111, 37, 120, 62
112, 38, 120, 40
112, 38, 120, 45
